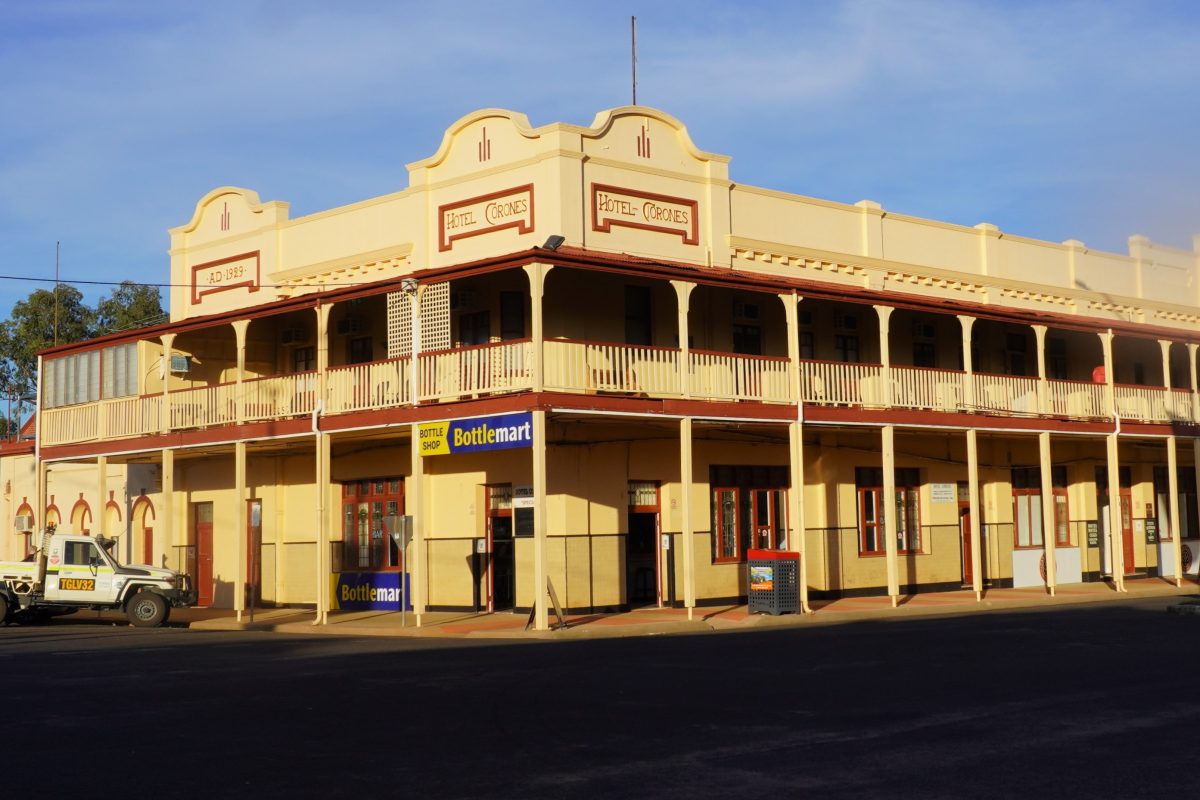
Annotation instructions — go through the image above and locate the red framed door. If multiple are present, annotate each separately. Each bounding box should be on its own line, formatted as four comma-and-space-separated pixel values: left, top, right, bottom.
960, 507, 973, 584
142, 527, 154, 566
193, 502, 214, 607
1120, 491, 1135, 575
247, 499, 262, 605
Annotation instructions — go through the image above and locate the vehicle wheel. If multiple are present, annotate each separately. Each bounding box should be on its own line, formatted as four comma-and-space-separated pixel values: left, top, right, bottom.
127, 591, 168, 627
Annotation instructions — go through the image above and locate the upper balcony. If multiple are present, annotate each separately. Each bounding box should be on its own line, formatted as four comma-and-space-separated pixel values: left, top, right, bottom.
37, 266, 1200, 449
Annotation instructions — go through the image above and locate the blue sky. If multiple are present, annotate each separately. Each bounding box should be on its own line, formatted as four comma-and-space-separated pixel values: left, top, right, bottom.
1, 0, 1197, 317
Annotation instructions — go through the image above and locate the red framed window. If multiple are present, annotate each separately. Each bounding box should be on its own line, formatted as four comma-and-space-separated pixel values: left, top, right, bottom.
856, 467, 921, 556
710, 466, 789, 564
1012, 466, 1069, 548
340, 478, 405, 571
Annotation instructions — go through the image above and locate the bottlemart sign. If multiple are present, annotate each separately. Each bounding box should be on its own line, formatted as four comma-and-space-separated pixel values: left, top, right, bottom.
418, 412, 532, 456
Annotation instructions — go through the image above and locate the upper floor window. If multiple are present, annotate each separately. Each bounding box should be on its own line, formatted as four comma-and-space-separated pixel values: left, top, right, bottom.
292, 346, 315, 373
1047, 337, 1068, 380
45, 342, 138, 408
624, 285, 652, 346
1005, 332, 1028, 376
834, 334, 860, 363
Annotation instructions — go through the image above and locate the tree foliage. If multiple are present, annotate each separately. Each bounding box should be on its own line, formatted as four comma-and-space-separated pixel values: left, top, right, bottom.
95, 281, 165, 334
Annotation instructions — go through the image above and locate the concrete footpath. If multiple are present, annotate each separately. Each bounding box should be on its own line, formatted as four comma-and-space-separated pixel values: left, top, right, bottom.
179, 576, 1200, 640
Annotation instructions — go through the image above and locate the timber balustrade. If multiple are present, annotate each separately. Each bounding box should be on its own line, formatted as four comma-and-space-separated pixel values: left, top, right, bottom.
36, 342, 1200, 446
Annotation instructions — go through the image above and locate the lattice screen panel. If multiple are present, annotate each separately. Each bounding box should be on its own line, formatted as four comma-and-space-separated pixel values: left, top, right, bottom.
386, 282, 450, 358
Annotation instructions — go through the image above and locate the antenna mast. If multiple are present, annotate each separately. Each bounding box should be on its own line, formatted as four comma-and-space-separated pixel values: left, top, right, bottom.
631, 16, 638, 105
54, 241, 60, 346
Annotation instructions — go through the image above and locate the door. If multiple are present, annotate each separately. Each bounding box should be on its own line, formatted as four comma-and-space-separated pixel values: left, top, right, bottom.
749, 489, 784, 550
193, 502, 214, 607
960, 508, 973, 584
246, 499, 262, 605
626, 512, 658, 607
55, 538, 114, 602
1119, 491, 1135, 575
142, 527, 154, 566
486, 485, 515, 612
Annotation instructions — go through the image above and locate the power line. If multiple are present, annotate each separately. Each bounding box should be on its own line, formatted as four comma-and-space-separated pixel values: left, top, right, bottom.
0, 274, 385, 290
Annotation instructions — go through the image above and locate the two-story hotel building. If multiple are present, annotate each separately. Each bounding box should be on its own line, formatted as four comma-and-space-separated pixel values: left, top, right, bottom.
15, 106, 1200, 630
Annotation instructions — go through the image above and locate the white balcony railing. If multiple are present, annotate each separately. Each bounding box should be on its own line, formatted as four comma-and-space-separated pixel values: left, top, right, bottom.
972, 373, 1042, 415
103, 394, 162, 439
243, 372, 318, 421
890, 366, 967, 412
1048, 379, 1106, 419
420, 340, 533, 402
544, 339, 681, 396
327, 358, 410, 414
689, 350, 790, 403
799, 361, 884, 406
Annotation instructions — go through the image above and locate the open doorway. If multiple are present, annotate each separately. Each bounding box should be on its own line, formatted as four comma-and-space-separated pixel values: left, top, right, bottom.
486, 484, 516, 612
627, 481, 662, 608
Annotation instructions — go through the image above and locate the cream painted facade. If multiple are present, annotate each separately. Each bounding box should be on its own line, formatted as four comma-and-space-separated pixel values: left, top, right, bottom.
14, 106, 1200, 628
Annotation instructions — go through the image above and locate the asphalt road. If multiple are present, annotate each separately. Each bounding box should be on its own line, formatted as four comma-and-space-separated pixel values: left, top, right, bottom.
3, 597, 1198, 799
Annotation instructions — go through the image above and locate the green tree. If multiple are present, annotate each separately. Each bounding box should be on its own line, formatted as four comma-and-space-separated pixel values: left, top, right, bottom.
95, 281, 165, 334
0, 285, 95, 400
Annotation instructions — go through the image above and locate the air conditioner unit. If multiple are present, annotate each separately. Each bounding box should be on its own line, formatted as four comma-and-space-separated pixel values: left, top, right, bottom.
169, 354, 192, 373
733, 300, 760, 320
336, 317, 367, 336
13, 515, 32, 533
451, 290, 479, 310
834, 313, 858, 331
279, 326, 307, 345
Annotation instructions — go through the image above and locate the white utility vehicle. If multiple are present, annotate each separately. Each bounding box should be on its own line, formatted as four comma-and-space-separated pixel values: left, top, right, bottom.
0, 524, 197, 627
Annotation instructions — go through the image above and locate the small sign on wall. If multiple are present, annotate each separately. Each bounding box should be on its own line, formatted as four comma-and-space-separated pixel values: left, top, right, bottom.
1086, 521, 1099, 547
513, 486, 534, 508
930, 483, 957, 503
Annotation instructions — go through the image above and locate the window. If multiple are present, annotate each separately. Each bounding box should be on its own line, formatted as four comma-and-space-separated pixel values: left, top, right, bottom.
1182, 468, 1199, 540
1005, 332, 1028, 376
732, 324, 762, 356
710, 466, 789, 563
913, 341, 936, 368
624, 285, 652, 346
347, 337, 373, 365
340, 478, 404, 571
855, 467, 921, 555
292, 346, 315, 372
45, 350, 100, 408
1047, 337, 1068, 380
834, 334, 860, 363
1011, 466, 1069, 548
101, 343, 138, 399
799, 330, 814, 360
63, 540, 100, 566
500, 291, 524, 340
458, 310, 490, 346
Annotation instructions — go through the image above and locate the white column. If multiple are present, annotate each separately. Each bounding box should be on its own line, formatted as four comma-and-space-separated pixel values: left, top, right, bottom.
315, 303, 332, 412
1032, 324, 1049, 414
1038, 432, 1057, 596
532, 409, 548, 630
875, 305, 894, 406
409, 423, 426, 624
883, 425, 899, 605
788, 419, 809, 612
97, 456, 108, 539
1099, 331, 1116, 416
1106, 432, 1126, 592
232, 320, 250, 424
235, 441, 247, 620
523, 264, 552, 393
1188, 342, 1199, 424
1168, 436, 1182, 587
958, 315, 976, 408
161, 448, 175, 571
967, 429, 983, 600
673, 281, 696, 398
160, 333, 176, 433
680, 417, 695, 619
314, 431, 330, 624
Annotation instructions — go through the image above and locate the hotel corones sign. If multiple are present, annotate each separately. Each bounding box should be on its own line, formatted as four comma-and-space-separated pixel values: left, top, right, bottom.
591, 183, 698, 245
438, 184, 535, 252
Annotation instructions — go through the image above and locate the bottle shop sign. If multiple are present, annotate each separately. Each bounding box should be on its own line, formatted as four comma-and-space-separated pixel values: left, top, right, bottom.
418, 412, 533, 456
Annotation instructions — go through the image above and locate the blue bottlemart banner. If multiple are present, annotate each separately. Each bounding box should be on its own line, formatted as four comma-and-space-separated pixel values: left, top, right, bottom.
418, 412, 532, 456
331, 572, 411, 611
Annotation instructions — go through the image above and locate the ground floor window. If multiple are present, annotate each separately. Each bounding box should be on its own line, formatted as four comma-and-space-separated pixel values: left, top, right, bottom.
1012, 466, 1069, 548
341, 478, 404, 571
856, 467, 921, 555
710, 465, 789, 563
